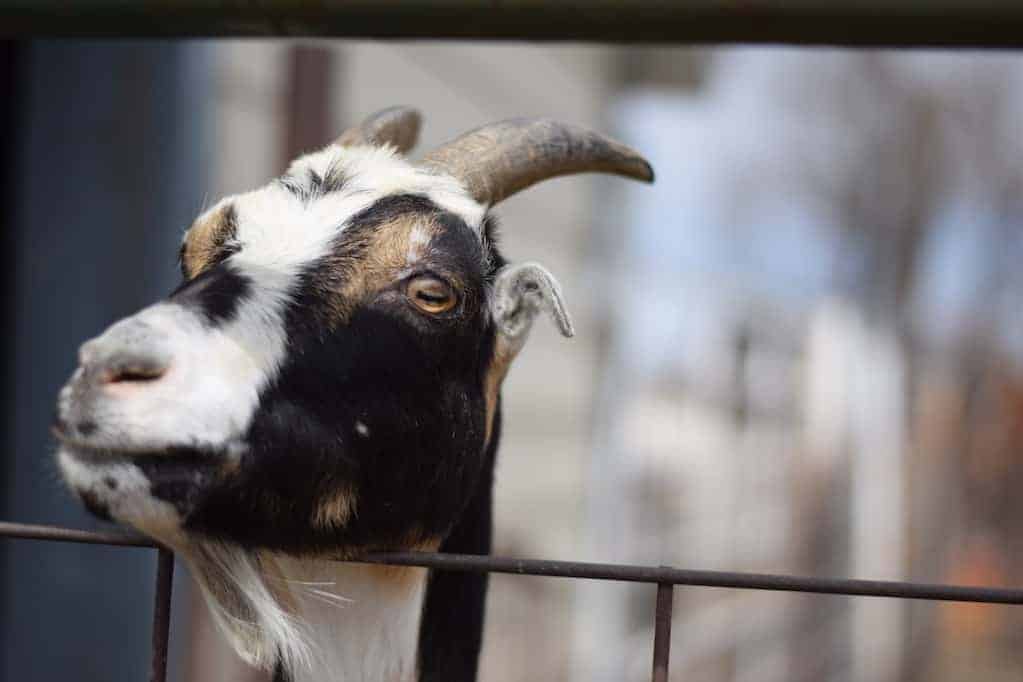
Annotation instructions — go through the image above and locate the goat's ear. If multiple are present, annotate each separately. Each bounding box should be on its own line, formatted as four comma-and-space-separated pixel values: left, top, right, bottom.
491, 262, 574, 346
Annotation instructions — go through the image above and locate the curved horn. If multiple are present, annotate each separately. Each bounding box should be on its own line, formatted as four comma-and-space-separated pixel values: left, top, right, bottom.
334, 106, 422, 154
420, 118, 654, 206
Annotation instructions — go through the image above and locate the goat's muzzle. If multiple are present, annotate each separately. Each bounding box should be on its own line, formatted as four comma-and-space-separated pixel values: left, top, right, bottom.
55, 317, 174, 440
53, 302, 257, 537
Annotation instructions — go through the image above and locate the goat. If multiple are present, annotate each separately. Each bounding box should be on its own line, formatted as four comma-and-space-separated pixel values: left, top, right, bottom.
52, 107, 653, 682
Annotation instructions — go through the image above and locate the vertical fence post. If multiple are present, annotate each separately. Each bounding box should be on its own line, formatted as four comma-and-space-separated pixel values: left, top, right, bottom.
150, 548, 175, 682
651, 582, 674, 682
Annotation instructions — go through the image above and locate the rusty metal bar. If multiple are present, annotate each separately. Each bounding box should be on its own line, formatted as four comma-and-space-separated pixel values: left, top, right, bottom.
2, 521, 1023, 605
0, 520, 154, 547
351, 551, 1023, 604
3, 1, 1023, 46
151, 549, 175, 682
651, 582, 674, 682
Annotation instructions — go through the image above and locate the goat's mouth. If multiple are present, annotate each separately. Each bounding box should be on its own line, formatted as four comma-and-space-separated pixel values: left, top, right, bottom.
56, 438, 227, 535
60, 442, 221, 481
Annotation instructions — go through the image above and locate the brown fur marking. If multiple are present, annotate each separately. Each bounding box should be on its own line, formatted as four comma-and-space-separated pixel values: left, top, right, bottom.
484, 336, 518, 445
181, 204, 236, 279
311, 485, 357, 530
317, 533, 442, 588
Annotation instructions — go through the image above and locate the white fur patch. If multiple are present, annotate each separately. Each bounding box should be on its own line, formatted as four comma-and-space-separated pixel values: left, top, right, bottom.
271, 555, 427, 682
286, 144, 486, 228
201, 145, 485, 290
406, 223, 432, 265
64, 302, 267, 454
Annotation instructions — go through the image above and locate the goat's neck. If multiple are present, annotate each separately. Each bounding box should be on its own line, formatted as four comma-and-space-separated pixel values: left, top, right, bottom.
272, 556, 428, 682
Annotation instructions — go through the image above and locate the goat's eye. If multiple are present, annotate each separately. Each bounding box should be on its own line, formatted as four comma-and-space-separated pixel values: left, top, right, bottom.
407, 276, 456, 314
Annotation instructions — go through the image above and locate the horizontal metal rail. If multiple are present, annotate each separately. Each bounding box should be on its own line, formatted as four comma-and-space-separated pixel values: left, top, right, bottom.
3, 520, 1022, 604
0, 520, 157, 547
354, 552, 1023, 604
3, 1, 1023, 46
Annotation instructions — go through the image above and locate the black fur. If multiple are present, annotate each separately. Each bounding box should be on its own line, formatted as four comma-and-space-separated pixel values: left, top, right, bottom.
180, 301, 491, 551
346, 193, 439, 227
418, 404, 498, 682
277, 175, 306, 200
278, 162, 347, 203
168, 263, 251, 324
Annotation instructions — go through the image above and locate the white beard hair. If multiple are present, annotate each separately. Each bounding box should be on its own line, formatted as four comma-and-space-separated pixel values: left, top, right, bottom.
183, 541, 314, 673
182, 541, 428, 682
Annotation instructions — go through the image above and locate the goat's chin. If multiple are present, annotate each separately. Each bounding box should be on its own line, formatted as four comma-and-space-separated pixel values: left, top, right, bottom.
56, 444, 219, 544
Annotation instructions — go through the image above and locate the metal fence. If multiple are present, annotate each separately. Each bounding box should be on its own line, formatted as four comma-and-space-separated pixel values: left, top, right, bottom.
1, 519, 1021, 682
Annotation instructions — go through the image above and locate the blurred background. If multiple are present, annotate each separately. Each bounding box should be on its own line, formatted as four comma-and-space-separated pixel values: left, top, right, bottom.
1, 41, 1022, 682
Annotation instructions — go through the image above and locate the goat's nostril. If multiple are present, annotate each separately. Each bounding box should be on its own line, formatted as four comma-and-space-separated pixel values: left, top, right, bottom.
102, 365, 168, 385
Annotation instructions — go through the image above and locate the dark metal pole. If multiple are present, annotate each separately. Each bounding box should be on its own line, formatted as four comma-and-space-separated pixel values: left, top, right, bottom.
0, 521, 154, 547
3, 1, 1023, 47
150, 549, 175, 682
651, 582, 674, 682
352, 551, 1023, 605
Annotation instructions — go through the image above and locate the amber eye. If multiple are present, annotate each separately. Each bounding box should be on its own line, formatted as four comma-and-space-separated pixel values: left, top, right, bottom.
407, 276, 457, 314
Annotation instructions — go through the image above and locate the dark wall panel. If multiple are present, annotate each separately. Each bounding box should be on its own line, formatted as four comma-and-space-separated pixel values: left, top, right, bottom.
0, 42, 210, 681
